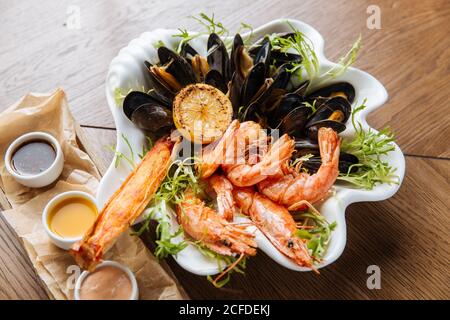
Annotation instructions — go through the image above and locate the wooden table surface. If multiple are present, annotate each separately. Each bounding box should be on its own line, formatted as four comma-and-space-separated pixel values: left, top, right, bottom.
0, 0, 449, 299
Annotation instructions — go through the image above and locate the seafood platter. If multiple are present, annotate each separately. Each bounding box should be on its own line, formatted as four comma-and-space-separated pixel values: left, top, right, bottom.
6, 16, 403, 294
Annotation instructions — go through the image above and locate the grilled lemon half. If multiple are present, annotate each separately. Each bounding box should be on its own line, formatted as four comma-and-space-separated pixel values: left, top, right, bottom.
173, 83, 233, 144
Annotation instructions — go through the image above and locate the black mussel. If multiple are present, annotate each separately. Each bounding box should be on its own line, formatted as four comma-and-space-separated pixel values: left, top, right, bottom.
180, 42, 199, 61
145, 61, 177, 99
305, 96, 352, 128
292, 81, 310, 97
147, 90, 171, 107
257, 63, 292, 115
276, 106, 311, 138
294, 138, 318, 152
232, 36, 253, 80
131, 103, 173, 132
306, 120, 346, 140
205, 70, 227, 93
339, 152, 359, 174
292, 145, 359, 174
270, 51, 302, 68
157, 47, 196, 87
207, 33, 231, 82
240, 100, 262, 123
123, 91, 173, 132
230, 34, 244, 76
240, 62, 266, 107
229, 72, 244, 116
269, 93, 303, 126
253, 37, 271, 77
241, 78, 274, 121
307, 82, 355, 104
123, 91, 163, 120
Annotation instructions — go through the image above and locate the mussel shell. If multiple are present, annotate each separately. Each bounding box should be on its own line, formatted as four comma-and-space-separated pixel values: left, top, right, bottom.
293, 149, 359, 174
292, 81, 309, 97
305, 96, 352, 128
157, 47, 196, 87
307, 120, 346, 140
180, 42, 198, 60
269, 93, 303, 126
130, 103, 173, 132
276, 106, 311, 138
253, 37, 271, 77
123, 91, 164, 120
230, 34, 244, 76
294, 138, 318, 151
240, 101, 262, 123
144, 61, 176, 99
339, 152, 359, 174
229, 72, 244, 116
205, 70, 228, 93
257, 63, 292, 115
307, 82, 355, 103
240, 62, 266, 107
270, 51, 302, 68
207, 33, 231, 82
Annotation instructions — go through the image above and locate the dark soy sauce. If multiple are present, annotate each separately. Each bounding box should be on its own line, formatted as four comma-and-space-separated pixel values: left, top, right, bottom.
11, 140, 56, 175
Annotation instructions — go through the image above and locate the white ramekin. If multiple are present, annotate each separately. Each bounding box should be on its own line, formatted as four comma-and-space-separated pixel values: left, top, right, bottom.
4, 131, 64, 188
42, 191, 97, 250
74, 260, 139, 300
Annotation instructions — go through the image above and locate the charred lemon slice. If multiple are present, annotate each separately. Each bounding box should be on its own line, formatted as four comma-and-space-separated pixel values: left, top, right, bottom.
173, 83, 233, 144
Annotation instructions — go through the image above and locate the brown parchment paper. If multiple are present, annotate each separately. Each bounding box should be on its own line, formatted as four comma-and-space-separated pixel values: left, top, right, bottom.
0, 88, 185, 300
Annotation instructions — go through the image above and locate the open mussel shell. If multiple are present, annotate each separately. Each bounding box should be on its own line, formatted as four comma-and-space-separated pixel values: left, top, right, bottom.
305, 96, 352, 128
180, 42, 199, 61
157, 47, 196, 87
307, 120, 346, 140
205, 69, 227, 93
240, 62, 266, 107
293, 81, 309, 98
276, 106, 311, 138
257, 63, 292, 115
269, 93, 303, 124
131, 103, 173, 132
253, 37, 271, 77
293, 140, 359, 174
144, 61, 176, 100
231, 34, 253, 80
307, 82, 356, 104
339, 152, 359, 174
299, 153, 359, 174
207, 33, 231, 82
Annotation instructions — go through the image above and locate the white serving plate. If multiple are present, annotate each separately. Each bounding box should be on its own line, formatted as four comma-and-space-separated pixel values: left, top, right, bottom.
100, 19, 405, 275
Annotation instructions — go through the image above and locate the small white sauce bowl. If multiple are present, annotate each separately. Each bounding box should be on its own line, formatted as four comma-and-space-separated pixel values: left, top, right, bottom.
4, 131, 64, 188
74, 260, 139, 300
42, 191, 97, 250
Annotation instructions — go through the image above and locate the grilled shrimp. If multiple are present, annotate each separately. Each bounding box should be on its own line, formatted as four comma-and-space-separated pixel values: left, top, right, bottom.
71, 137, 174, 270
223, 133, 295, 187
199, 119, 239, 179
177, 189, 256, 256
258, 127, 341, 211
233, 187, 314, 269
209, 174, 235, 221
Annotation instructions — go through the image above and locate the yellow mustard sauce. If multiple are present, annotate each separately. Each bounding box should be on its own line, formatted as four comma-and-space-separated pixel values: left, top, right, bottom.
48, 197, 97, 238
79, 265, 132, 300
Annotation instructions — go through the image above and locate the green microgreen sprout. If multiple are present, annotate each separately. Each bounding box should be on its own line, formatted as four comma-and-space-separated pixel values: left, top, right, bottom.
338, 99, 399, 189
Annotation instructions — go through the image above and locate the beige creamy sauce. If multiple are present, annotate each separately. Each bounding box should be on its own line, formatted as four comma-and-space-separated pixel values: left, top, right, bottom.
79, 265, 132, 300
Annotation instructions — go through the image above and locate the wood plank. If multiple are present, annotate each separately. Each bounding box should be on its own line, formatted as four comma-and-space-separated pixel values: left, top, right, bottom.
0, 192, 49, 299
0, 0, 449, 157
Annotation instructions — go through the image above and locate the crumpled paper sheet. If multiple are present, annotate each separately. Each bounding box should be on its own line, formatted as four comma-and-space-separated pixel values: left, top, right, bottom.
0, 88, 185, 300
